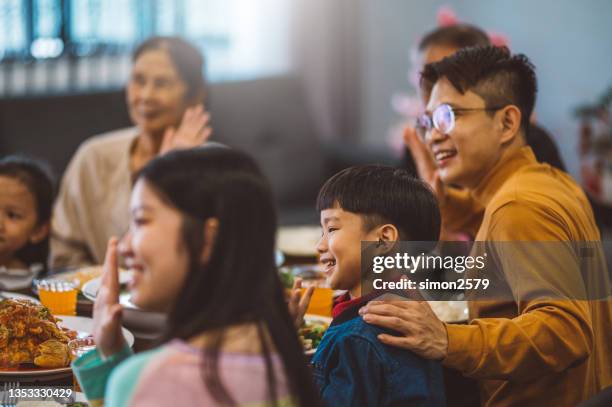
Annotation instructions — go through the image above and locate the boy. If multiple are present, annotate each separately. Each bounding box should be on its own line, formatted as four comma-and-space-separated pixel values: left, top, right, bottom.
311, 165, 445, 406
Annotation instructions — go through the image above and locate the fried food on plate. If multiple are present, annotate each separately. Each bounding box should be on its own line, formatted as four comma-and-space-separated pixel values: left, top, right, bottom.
0, 298, 76, 368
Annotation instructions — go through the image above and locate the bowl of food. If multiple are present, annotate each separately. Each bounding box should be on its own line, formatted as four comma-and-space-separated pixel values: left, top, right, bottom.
299, 314, 331, 355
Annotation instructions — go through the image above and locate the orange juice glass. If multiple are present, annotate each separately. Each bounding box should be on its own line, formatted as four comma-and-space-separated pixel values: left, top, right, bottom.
37, 280, 78, 316
302, 287, 333, 317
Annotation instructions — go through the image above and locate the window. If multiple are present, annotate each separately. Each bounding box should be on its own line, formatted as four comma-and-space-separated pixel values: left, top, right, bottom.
0, 0, 291, 93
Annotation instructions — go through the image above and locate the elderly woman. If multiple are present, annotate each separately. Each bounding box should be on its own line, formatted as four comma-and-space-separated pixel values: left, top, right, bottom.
51, 36, 213, 268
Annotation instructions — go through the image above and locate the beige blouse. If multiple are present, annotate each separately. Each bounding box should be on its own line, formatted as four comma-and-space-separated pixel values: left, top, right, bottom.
50, 127, 138, 268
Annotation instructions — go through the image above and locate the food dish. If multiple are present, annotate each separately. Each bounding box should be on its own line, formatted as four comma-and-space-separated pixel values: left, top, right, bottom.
300, 314, 331, 355
0, 299, 76, 369
0, 300, 134, 378
0, 292, 39, 303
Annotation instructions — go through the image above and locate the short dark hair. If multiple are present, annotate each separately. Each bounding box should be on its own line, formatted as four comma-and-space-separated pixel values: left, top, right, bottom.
418, 24, 491, 52
133, 36, 206, 103
421, 46, 537, 132
316, 165, 440, 241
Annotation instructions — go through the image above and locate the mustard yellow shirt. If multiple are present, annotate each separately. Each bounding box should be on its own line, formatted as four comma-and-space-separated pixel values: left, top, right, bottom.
441, 146, 612, 406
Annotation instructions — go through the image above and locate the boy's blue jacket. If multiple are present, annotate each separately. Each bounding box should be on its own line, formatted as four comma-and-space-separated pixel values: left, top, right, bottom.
311, 296, 446, 407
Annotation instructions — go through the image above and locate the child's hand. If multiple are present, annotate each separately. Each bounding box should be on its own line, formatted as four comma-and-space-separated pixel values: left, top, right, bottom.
288, 278, 314, 328
93, 238, 126, 358
403, 126, 445, 202
159, 104, 212, 155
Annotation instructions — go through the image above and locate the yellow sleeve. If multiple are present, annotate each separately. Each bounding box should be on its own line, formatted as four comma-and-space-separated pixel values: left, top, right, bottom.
439, 187, 484, 238
443, 202, 594, 381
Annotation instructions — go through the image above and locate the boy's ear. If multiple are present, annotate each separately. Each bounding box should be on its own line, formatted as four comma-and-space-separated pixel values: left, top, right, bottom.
200, 217, 219, 264
29, 222, 50, 244
378, 224, 399, 244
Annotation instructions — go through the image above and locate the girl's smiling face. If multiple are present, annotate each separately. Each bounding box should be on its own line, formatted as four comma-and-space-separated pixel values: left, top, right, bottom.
0, 176, 48, 267
120, 179, 190, 312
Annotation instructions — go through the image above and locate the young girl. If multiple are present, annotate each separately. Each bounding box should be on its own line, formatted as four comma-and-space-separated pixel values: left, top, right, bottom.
0, 155, 54, 275
73, 147, 322, 407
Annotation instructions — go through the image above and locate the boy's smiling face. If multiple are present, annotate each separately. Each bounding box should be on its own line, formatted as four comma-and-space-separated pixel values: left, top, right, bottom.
317, 203, 380, 298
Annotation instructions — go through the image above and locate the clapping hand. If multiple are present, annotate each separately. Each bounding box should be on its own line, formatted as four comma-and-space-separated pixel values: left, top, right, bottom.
403, 126, 445, 202
288, 278, 315, 328
160, 104, 212, 155
93, 238, 127, 358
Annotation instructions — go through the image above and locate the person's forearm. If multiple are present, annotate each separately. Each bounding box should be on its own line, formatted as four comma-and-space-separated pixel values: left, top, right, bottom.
443, 301, 592, 381
72, 344, 133, 403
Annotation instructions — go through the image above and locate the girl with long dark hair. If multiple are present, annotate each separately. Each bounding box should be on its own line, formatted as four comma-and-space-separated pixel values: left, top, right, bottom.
72, 147, 321, 407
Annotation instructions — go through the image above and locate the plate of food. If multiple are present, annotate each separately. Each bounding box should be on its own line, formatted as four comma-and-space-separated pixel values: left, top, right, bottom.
0, 298, 133, 378
299, 314, 331, 356
0, 291, 39, 303
82, 274, 166, 336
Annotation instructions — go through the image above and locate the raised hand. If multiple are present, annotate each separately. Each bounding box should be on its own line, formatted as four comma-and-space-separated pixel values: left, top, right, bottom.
288, 278, 315, 328
159, 104, 212, 155
403, 126, 445, 202
93, 238, 126, 357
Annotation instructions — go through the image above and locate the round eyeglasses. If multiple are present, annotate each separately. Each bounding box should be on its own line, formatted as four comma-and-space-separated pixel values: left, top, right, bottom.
416, 103, 505, 140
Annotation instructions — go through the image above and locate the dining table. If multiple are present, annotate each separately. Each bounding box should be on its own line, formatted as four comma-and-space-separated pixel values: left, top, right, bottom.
1, 225, 481, 406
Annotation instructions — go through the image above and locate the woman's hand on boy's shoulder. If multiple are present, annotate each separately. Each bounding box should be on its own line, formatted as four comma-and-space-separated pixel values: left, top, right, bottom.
359, 300, 448, 360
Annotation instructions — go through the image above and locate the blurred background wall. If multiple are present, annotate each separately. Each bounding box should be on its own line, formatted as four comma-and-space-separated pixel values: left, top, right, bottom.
1, 0, 611, 224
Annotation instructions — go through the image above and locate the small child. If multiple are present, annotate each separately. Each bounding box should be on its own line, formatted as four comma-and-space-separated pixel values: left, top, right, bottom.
0, 156, 55, 274
311, 165, 445, 406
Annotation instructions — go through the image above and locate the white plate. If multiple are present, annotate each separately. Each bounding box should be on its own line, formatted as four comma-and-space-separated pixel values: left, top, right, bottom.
0, 267, 36, 291
427, 300, 469, 323
58, 315, 134, 347
0, 291, 39, 303
82, 272, 135, 308
0, 316, 134, 378
302, 314, 332, 356
277, 226, 321, 257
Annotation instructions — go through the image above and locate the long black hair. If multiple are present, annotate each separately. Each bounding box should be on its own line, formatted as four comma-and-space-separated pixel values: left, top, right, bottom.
0, 155, 55, 274
135, 147, 321, 406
